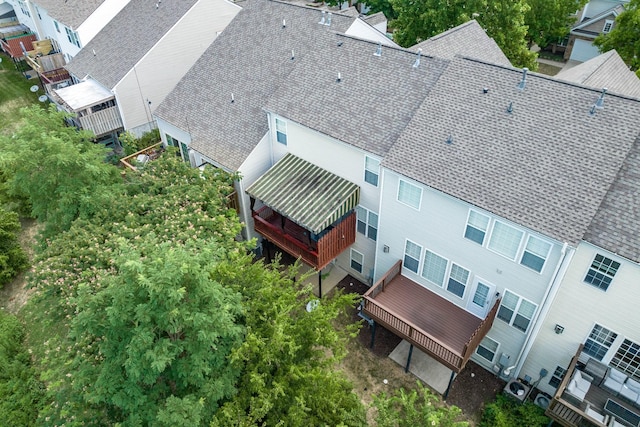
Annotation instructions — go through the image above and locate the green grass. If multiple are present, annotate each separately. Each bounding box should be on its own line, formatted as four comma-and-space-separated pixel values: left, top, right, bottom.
0, 53, 40, 133
536, 62, 562, 76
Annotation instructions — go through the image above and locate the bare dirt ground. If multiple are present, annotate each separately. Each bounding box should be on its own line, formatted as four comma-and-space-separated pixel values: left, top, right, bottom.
332, 275, 505, 425
0, 218, 39, 314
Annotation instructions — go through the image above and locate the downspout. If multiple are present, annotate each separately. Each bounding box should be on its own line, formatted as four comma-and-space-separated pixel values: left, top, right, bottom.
513, 242, 575, 377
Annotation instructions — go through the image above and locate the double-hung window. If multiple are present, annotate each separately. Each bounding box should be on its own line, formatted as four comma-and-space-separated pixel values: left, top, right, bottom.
488, 221, 523, 260
403, 240, 422, 274
464, 210, 490, 244
584, 254, 620, 291
476, 336, 499, 363
355, 206, 378, 241
603, 19, 614, 33
364, 156, 380, 186
275, 118, 287, 145
447, 264, 469, 298
583, 324, 617, 361
65, 27, 80, 48
611, 339, 640, 380
421, 250, 447, 286
497, 290, 536, 332
350, 249, 363, 274
397, 180, 422, 210
520, 236, 551, 273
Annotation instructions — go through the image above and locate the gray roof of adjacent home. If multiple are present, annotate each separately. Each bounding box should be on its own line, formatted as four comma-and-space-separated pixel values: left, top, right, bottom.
384, 56, 640, 247
363, 11, 386, 26
556, 50, 640, 98
264, 35, 449, 157
154, 0, 358, 171
65, 0, 199, 89
413, 20, 511, 67
571, 4, 625, 38
584, 137, 640, 263
33, 0, 105, 29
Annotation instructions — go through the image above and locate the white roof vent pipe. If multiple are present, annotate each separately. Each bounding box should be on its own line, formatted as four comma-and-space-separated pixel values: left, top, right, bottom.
319, 10, 325, 25
326, 12, 332, 26
517, 67, 528, 91
413, 48, 422, 68
374, 41, 382, 57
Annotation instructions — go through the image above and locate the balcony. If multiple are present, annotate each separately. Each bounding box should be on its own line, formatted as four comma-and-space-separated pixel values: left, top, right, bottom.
24, 44, 71, 89
362, 260, 501, 373
547, 344, 640, 427
253, 206, 356, 271
247, 153, 360, 271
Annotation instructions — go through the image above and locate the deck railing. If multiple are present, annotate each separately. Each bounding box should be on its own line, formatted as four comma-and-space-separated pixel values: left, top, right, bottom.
462, 297, 501, 361
252, 206, 356, 271
120, 143, 163, 171
364, 260, 402, 299
78, 106, 123, 136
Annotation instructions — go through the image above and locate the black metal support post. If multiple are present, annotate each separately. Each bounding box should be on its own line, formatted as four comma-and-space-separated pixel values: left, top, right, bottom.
405, 344, 414, 373
370, 321, 377, 349
318, 272, 322, 298
443, 371, 456, 400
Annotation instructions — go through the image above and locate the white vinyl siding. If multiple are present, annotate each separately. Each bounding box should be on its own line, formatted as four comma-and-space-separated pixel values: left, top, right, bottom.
421, 250, 447, 286
488, 221, 524, 260
397, 179, 422, 210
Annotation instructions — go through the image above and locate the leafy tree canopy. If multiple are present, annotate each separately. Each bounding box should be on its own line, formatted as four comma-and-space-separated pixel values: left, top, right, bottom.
524, 0, 588, 48
389, 0, 537, 69
0, 207, 28, 287
594, 0, 640, 77
0, 105, 121, 237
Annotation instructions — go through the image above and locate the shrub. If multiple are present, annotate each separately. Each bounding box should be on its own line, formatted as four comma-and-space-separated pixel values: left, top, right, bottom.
119, 128, 161, 156
480, 394, 549, 427
0, 207, 28, 288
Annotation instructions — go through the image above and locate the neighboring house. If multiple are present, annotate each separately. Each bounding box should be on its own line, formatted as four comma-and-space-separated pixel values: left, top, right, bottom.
154, 0, 640, 408
412, 19, 511, 67
55, 0, 240, 144
4, 0, 132, 61
0, 1, 17, 24
565, 0, 629, 62
556, 49, 640, 98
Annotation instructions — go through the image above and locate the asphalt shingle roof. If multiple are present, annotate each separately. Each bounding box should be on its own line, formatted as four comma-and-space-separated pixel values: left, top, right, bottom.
413, 20, 511, 67
385, 57, 640, 246
154, 0, 357, 171
34, 0, 105, 29
556, 50, 640, 99
65, 0, 199, 88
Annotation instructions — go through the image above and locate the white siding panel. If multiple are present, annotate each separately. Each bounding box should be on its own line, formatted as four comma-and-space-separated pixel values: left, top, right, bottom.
238, 133, 272, 241
77, 0, 131, 45
345, 19, 395, 46
115, 0, 240, 131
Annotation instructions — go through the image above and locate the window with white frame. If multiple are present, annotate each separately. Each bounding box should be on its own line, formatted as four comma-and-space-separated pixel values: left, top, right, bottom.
549, 366, 567, 388
355, 206, 378, 241
520, 236, 551, 273
397, 179, 422, 210
364, 156, 380, 186
497, 290, 537, 332
18, 1, 30, 16
65, 27, 80, 48
403, 240, 422, 274
447, 264, 469, 298
350, 249, 363, 274
611, 339, 640, 381
476, 336, 499, 363
421, 250, 447, 286
488, 221, 524, 260
54, 20, 60, 32
583, 324, 617, 361
275, 118, 287, 145
464, 210, 490, 245
584, 254, 620, 291
603, 19, 614, 33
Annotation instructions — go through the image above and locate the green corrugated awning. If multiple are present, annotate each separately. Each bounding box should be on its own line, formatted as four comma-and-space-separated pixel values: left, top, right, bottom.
246, 153, 360, 235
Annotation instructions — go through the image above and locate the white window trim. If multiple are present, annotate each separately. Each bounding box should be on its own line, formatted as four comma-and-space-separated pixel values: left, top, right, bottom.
275, 117, 287, 145
583, 253, 621, 291
364, 155, 380, 187
446, 262, 470, 299
476, 336, 500, 363
356, 205, 378, 241
519, 235, 552, 274
397, 179, 422, 210
403, 239, 422, 274
350, 249, 364, 274
420, 248, 449, 287
497, 290, 537, 333
582, 322, 620, 363
603, 19, 614, 33
463, 209, 490, 245
487, 220, 524, 261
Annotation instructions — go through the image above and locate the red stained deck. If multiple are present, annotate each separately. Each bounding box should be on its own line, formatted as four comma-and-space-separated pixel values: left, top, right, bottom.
363, 260, 500, 372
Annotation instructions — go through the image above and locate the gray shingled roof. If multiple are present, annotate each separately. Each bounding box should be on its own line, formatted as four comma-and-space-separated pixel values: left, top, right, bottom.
33, 0, 105, 29
65, 0, 199, 89
413, 20, 511, 67
363, 11, 387, 26
384, 57, 640, 246
584, 137, 640, 263
571, 4, 625, 38
264, 35, 448, 157
556, 50, 640, 98
154, 0, 357, 171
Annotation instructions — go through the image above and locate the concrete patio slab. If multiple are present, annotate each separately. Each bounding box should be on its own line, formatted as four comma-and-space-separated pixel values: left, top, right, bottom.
389, 340, 454, 395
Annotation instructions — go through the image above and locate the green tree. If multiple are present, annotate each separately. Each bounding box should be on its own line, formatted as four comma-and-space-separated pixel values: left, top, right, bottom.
594, 0, 640, 77
363, 0, 398, 20
0, 207, 28, 287
389, 0, 537, 69
211, 259, 366, 427
0, 105, 121, 237
479, 394, 548, 426
69, 240, 245, 426
0, 311, 45, 426
524, 0, 588, 49
373, 381, 468, 427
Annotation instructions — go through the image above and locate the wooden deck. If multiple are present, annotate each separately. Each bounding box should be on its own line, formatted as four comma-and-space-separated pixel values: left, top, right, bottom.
363, 260, 500, 372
